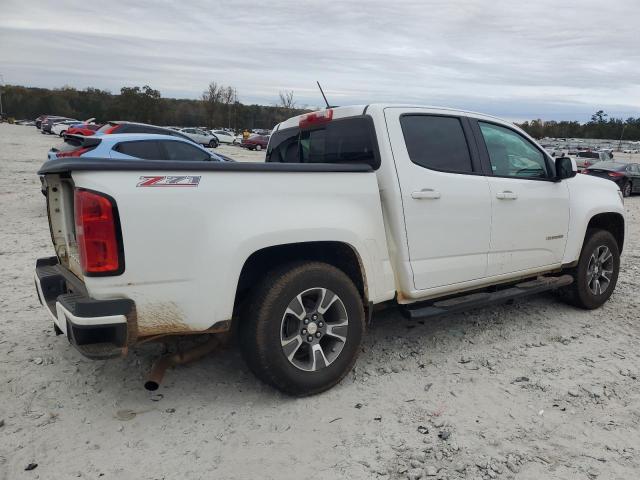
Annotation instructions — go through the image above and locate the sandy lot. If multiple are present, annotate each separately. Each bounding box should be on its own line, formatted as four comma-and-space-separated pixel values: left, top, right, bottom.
0, 123, 639, 480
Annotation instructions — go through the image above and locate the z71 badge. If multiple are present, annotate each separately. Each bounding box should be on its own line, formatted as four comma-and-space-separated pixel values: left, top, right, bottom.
137, 176, 201, 187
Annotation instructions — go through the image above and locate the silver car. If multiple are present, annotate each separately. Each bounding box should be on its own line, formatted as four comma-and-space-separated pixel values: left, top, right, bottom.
180, 128, 219, 148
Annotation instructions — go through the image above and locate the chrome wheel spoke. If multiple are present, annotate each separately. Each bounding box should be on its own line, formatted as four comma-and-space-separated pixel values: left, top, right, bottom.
311, 344, 329, 371
317, 288, 339, 314
599, 247, 612, 264
286, 294, 307, 320
325, 320, 348, 343
281, 335, 303, 361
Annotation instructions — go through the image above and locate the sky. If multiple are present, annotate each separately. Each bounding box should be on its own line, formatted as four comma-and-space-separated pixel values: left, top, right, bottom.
1, 0, 639, 122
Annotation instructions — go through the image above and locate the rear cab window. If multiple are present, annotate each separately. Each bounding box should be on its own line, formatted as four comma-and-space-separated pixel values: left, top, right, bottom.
266, 116, 380, 169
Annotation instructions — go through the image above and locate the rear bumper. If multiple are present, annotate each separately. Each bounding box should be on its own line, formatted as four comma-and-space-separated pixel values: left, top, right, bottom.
34, 256, 134, 359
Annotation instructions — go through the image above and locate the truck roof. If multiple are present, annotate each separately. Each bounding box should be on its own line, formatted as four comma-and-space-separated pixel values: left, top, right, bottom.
274, 104, 516, 132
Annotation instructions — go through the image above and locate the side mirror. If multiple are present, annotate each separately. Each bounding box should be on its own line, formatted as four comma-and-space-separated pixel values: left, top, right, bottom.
555, 156, 577, 181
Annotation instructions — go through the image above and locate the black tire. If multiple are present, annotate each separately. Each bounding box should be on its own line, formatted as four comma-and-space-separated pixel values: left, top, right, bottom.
559, 229, 620, 309
255, 144, 262, 151
622, 181, 632, 197
208, 139, 218, 148
239, 261, 365, 396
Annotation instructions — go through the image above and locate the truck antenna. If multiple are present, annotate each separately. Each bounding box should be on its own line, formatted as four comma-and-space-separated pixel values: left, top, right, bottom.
316, 81, 332, 109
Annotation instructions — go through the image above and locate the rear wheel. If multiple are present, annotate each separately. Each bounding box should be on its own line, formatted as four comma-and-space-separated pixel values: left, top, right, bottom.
622, 181, 632, 197
255, 144, 262, 151
559, 229, 620, 309
240, 262, 364, 396
208, 139, 218, 148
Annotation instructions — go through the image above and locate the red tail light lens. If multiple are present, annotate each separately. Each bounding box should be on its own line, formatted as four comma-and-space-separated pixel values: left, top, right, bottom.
299, 109, 333, 128
608, 172, 624, 178
74, 189, 123, 275
56, 146, 92, 158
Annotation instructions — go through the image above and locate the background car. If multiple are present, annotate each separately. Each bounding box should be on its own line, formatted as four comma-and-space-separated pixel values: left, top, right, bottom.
241, 134, 269, 151
66, 123, 102, 136
209, 129, 235, 144
41, 116, 76, 134
95, 121, 198, 143
48, 133, 226, 162
179, 127, 219, 148
583, 161, 640, 197
35, 114, 53, 129
575, 151, 613, 172
51, 120, 83, 137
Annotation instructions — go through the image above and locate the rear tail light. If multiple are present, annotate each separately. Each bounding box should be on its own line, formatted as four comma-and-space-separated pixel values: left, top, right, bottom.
74, 189, 123, 275
608, 172, 624, 178
56, 146, 94, 158
299, 109, 333, 128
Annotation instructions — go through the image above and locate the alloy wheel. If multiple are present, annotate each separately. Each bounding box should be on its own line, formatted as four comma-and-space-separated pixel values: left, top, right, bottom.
280, 287, 349, 372
586, 245, 614, 295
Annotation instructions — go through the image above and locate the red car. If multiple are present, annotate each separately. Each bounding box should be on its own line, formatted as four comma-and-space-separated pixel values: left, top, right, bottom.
66, 124, 102, 136
241, 134, 270, 151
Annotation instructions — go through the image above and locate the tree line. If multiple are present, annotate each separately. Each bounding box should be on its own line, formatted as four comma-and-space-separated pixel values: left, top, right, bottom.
516, 111, 640, 141
3, 84, 639, 140
1, 83, 309, 131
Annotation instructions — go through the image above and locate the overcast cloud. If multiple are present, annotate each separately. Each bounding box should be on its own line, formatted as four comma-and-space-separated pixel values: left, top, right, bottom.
1, 0, 639, 121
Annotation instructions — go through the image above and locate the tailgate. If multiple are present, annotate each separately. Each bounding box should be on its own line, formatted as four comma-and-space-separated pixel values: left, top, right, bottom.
43, 174, 83, 279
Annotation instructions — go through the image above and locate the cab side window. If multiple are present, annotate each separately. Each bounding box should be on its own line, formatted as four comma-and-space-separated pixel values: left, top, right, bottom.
478, 122, 550, 179
400, 115, 474, 174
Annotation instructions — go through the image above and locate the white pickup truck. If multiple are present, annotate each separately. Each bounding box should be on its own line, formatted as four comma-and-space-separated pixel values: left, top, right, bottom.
35, 105, 625, 396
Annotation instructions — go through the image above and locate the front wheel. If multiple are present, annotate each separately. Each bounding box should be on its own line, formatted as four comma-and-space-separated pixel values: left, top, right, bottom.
255, 144, 262, 151
559, 229, 620, 309
240, 262, 365, 396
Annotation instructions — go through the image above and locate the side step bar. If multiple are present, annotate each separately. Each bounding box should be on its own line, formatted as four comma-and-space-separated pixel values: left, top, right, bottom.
401, 274, 573, 320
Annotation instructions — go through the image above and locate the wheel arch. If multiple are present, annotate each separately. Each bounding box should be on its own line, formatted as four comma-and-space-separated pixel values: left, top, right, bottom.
586, 212, 625, 253
233, 241, 368, 320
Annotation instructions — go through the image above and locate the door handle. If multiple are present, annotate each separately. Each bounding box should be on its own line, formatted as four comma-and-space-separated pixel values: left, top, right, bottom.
411, 189, 441, 200
496, 191, 518, 200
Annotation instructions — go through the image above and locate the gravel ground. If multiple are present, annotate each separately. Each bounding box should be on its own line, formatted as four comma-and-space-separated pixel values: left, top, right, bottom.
1, 123, 639, 480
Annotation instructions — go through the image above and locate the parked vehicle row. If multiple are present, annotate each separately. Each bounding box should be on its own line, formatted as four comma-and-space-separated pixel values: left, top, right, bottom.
33, 114, 263, 150
48, 133, 225, 162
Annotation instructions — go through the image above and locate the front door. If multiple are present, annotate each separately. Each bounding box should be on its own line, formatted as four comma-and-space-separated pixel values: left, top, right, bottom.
385, 109, 492, 290
472, 120, 570, 276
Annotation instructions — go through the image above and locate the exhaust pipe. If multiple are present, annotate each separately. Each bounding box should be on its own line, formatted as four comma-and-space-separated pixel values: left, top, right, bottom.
144, 336, 219, 391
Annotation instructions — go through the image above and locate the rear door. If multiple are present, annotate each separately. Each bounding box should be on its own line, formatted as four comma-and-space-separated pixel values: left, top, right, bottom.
471, 120, 570, 276
384, 109, 492, 290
